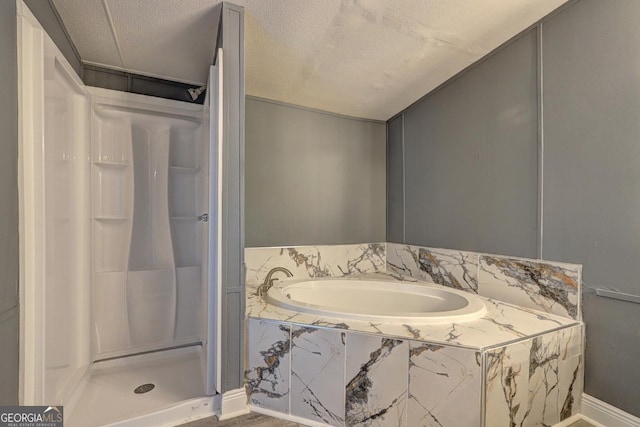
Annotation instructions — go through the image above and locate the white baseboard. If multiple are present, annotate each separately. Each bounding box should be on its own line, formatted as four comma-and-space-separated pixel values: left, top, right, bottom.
581, 393, 640, 427
218, 388, 250, 421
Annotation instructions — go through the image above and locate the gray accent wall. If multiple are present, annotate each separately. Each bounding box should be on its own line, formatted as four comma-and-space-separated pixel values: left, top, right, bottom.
386, 116, 404, 243
542, 0, 640, 417
396, 30, 539, 258
388, 0, 640, 417
0, 0, 20, 405
245, 97, 386, 247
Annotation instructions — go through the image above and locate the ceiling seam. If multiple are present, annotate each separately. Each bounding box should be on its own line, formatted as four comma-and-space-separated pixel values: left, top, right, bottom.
101, 0, 126, 68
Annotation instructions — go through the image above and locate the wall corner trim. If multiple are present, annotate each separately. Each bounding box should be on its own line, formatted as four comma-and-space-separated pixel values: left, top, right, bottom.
581, 394, 640, 427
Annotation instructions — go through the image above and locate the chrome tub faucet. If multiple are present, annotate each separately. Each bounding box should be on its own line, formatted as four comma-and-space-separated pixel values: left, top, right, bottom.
257, 267, 293, 297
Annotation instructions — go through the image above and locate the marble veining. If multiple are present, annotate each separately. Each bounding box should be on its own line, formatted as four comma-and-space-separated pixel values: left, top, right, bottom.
408, 342, 481, 427
479, 256, 581, 320
485, 340, 531, 427
386, 244, 479, 293
245, 243, 386, 294
558, 325, 584, 421
485, 325, 583, 426
290, 326, 346, 425
246, 319, 292, 413
345, 336, 408, 426
528, 332, 561, 426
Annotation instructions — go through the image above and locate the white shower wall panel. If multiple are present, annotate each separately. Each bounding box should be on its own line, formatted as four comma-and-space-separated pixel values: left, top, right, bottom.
41, 45, 92, 404
89, 88, 206, 360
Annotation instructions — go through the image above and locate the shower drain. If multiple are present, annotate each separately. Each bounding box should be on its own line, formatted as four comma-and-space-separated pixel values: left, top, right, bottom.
134, 383, 155, 394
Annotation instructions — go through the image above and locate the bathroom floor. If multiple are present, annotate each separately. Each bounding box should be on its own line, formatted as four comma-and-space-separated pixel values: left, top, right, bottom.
67, 346, 204, 427
180, 413, 599, 427
180, 412, 304, 426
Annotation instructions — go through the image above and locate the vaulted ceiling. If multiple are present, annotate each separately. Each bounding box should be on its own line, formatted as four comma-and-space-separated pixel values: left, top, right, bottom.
52, 0, 569, 120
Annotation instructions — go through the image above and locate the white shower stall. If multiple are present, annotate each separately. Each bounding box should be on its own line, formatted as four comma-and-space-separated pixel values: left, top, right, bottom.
18, 3, 225, 425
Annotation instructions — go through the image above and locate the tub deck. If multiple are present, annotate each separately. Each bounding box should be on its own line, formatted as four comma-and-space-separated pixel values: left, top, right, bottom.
247, 273, 579, 350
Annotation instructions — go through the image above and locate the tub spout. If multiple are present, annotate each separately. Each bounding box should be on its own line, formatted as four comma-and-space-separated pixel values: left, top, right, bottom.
258, 267, 293, 297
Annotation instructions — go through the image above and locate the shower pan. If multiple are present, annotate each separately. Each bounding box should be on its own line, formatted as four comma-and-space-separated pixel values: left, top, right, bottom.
18, 3, 225, 425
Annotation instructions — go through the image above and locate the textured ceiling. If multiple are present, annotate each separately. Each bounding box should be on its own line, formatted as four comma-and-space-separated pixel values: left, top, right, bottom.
52, 0, 569, 120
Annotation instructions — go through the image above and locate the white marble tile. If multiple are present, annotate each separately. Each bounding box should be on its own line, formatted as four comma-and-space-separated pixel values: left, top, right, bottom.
290, 326, 346, 426
345, 334, 408, 427
386, 244, 423, 280
526, 331, 561, 426
386, 244, 479, 292
245, 243, 386, 293
485, 325, 584, 427
485, 339, 532, 427
408, 342, 481, 427
478, 255, 581, 320
245, 319, 291, 413
558, 325, 584, 421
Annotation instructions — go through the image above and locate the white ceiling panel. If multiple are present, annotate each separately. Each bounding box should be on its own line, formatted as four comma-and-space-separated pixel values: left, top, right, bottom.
52, 0, 123, 68
52, 0, 570, 120
105, 0, 220, 84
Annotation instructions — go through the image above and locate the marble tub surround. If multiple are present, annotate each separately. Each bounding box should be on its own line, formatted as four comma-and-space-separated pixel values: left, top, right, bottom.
385, 243, 582, 320
408, 343, 482, 427
345, 335, 408, 426
479, 255, 581, 320
485, 324, 584, 426
386, 244, 479, 293
246, 320, 292, 412
245, 243, 386, 293
290, 326, 346, 425
246, 243, 584, 426
247, 320, 583, 427
247, 271, 578, 349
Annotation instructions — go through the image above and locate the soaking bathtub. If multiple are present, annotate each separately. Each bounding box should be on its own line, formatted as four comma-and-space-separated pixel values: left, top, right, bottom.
245, 273, 584, 427
265, 278, 487, 323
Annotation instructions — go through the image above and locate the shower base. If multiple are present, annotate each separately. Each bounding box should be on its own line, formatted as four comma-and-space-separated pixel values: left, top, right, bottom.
67, 346, 214, 427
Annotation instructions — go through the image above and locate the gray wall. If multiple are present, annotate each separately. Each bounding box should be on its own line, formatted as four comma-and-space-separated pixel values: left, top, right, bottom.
399, 30, 539, 258
542, 0, 640, 417
0, 0, 20, 405
246, 97, 386, 247
388, 0, 640, 417
386, 116, 404, 243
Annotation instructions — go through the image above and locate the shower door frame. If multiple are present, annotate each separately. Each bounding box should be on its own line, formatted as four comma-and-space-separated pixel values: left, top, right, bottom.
17, 2, 92, 406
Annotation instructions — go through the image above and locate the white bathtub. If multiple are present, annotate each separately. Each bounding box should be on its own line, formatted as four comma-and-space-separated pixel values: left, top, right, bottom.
265, 278, 487, 324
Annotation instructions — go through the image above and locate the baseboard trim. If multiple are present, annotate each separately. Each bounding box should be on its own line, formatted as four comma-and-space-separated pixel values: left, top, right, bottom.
581, 393, 640, 427
218, 388, 250, 421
